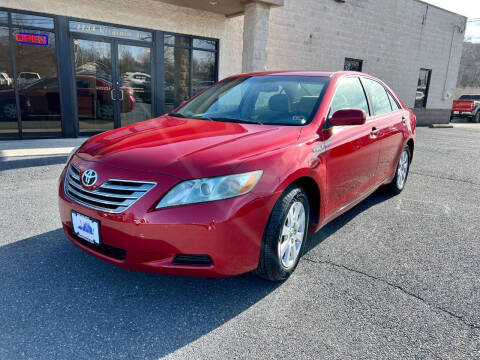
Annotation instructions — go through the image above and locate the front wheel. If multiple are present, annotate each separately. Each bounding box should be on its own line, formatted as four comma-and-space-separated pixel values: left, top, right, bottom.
255, 186, 309, 281
386, 145, 411, 194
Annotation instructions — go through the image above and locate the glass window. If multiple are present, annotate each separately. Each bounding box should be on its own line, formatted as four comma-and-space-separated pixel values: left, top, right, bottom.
73, 39, 114, 134
192, 50, 216, 96
363, 78, 392, 115
118, 44, 152, 127
14, 29, 61, 137
69, 21, 152, 42
387, 92, 401, 110
164, 34, 189, 47
174, 75, 330, 126
164, 46, 190, 113
193, 38, 216, 50
344, 58, 363, 71
164, 34, 218, 113
0, 26, 17, 138
12, 13, 54, 29
330, 77, 369, 116
415, 68, 431, 108
0, 11, 8, 24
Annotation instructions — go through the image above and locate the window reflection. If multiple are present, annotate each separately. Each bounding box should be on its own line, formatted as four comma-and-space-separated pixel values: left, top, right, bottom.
14, 29, 61, 137
164, 34, 218, 113
12, 13, 54, 29
164, 46, 190, 113
0, 27, 17, 138
192, 50, 215, 96
118, 44, 152, 127
415, 68, 431, 108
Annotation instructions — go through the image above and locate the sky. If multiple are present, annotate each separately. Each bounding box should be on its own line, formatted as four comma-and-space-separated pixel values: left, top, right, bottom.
422, 0, 480, 42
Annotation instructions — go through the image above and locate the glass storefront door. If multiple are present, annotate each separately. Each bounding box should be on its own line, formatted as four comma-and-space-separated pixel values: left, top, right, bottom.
73, 38, 115, 134
118, 44, 151, 127
73, 38, 152, 134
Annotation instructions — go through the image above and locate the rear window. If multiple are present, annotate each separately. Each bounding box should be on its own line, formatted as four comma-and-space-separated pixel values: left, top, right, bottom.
459, 95, 480, 100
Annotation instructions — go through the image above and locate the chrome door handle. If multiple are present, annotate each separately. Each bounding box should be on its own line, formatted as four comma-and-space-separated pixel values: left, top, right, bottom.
110, 89, 115, 100
118, 89, 124, 101
370, 127, 379, 138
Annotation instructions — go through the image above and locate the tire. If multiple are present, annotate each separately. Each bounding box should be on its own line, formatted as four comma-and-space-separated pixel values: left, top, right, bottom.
255, 185, 309, 281
386, 145, 411, 194
96, 102, 114, 120
2, 101, 17, 119
473, 112, 480, 123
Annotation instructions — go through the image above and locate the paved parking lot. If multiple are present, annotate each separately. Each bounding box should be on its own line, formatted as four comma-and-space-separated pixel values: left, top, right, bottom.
0, 124, 479, 359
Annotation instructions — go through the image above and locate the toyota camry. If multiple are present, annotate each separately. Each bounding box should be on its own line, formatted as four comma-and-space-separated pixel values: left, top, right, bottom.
58, 71, 415, 281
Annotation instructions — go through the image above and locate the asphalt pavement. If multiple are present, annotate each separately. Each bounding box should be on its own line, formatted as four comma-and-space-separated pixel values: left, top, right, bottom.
0, 124, 479, 359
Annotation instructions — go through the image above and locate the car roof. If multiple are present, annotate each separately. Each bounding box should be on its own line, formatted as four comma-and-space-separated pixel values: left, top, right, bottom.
232, 70, 370, 78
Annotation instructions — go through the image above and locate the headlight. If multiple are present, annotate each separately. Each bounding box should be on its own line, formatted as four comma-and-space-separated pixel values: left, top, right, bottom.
156, 170, 263, 209
66, 146, 79, 164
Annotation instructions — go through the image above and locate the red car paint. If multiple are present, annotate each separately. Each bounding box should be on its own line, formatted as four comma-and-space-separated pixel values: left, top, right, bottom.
59, 71, 415, 277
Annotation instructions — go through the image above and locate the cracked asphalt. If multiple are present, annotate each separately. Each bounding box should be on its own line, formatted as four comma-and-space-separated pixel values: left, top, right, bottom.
0, 124, 479, 359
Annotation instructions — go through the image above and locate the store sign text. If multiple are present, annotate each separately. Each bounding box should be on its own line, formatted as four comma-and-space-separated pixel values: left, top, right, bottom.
15, 33, 49, 46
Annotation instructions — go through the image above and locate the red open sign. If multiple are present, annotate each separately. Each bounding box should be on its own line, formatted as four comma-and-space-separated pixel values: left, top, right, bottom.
15, 32, 49, 46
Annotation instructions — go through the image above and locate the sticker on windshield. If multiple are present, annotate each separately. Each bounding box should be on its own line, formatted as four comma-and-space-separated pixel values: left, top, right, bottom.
292, 115, 307, 124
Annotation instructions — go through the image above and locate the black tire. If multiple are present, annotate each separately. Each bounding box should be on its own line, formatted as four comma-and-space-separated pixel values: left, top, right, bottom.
255, 185, 309, 281
473, 112, 480, 123
386, 145, 411, 194
2, 101, 17, 120
96, 102, 114, 120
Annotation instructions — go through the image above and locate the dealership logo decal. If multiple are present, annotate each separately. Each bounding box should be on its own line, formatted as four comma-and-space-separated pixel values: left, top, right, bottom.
82, 169, 98, 187
15, 32, 49, 46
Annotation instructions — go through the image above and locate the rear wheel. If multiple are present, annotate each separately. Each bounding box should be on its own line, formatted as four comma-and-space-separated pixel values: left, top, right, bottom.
386, 145, 410, 194
473, 112, 480, 123
2, 101, 17, 119
255, 186, 309, 281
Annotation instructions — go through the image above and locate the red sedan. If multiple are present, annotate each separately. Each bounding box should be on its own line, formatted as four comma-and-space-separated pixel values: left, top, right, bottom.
58, 71, 415, 281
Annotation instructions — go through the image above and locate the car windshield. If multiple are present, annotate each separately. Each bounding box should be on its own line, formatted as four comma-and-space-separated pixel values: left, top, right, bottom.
459, 95, 480, 100
171, 75, 330, 126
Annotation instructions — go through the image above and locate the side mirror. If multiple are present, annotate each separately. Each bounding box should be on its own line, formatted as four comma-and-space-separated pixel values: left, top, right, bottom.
330, 109, 366, 126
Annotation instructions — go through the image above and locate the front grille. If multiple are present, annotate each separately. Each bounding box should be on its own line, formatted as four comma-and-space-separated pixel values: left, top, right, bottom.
64, 164, 156, 213
172, 254, 213, 266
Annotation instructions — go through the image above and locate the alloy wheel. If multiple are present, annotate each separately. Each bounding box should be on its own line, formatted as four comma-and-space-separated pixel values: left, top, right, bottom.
278, 201, 306, 269
396, 149, 409, 189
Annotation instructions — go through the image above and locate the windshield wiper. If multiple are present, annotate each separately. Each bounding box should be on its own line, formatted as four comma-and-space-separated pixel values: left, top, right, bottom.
168, 112, 186, 118
169, 113, 213, 121
210, 117, 263, 125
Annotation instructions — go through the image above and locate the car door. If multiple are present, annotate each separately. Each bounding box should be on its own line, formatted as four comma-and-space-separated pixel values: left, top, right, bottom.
323, 76, 380, 219
362, 78, 405, 182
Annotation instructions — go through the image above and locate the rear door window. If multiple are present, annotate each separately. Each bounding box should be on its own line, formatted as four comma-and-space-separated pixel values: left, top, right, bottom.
387, 92, 401, 110
363, 78, 392, 115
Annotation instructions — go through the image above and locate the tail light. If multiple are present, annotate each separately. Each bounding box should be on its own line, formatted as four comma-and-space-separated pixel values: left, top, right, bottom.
120, 86, 134, 95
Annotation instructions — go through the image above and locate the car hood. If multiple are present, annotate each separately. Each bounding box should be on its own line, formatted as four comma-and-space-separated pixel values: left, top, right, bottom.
77, 115, 300, 179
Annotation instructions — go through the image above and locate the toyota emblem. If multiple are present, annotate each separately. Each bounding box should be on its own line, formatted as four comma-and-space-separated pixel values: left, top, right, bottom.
82, 169, 98, 187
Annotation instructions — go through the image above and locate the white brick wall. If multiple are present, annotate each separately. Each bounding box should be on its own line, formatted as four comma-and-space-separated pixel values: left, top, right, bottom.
2, 0, 465, 111
266, 0, 466, 110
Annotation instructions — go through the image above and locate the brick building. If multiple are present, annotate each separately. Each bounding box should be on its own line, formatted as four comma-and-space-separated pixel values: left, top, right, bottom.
0, 0, 466, 138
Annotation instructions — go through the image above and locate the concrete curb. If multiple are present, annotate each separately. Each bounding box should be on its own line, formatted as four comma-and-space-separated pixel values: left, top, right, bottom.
0, 147, 74, 158
429, 124, 454, 128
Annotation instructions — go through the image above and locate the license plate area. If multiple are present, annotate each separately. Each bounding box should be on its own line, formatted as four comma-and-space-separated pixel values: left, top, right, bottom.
71, 211, 100, 246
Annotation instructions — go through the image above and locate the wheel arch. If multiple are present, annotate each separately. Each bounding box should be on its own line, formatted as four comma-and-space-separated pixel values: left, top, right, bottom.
289, 176, 322, 231
406, 138, 414, 163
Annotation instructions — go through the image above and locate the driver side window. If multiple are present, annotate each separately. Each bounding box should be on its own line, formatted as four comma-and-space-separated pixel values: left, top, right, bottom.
330, 77, 370, 117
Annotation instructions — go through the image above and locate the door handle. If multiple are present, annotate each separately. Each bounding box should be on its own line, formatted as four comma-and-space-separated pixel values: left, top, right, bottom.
402, 116, 407, 124
110, 89, 115, 100
370, 127, 379, 138
118, 89, 124, 101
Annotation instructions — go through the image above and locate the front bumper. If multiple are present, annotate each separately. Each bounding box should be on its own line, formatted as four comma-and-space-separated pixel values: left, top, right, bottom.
58, 159, 274, 277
